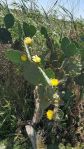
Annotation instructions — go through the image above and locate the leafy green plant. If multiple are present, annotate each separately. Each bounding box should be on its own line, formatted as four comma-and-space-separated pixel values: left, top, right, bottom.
61, 37, 79, 57
23, 22, 36, 37
4, 13, 15, 29
0, 28, 12, 43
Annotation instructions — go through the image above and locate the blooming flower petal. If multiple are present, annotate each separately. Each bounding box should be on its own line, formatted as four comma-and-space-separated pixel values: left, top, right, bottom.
50, 79, 59, 86
24, 37, 32, 45
46, 110, 54, 120
32, 55, 41, 63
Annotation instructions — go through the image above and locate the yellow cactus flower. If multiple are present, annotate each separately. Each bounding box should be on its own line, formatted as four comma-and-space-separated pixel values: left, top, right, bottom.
46, 110, 54, 120
50, 79, 59, 86
24, 37, 32, 45
21, 54, 28, 62
32, 55, 41, 63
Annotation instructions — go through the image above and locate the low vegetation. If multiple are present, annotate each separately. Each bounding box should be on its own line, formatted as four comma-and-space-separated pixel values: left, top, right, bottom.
0, 0, 84, 149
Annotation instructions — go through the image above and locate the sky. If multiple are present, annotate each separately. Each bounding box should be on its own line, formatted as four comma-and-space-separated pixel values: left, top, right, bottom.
6, 0, 84, 19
